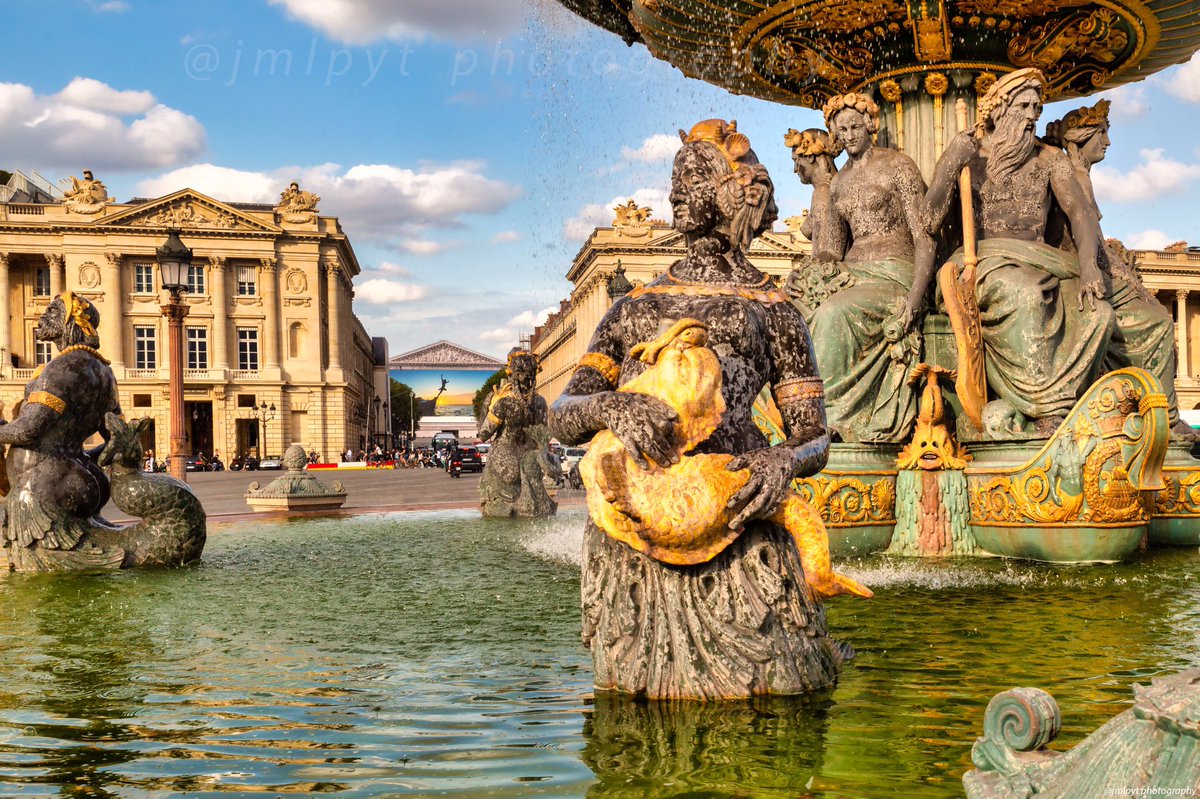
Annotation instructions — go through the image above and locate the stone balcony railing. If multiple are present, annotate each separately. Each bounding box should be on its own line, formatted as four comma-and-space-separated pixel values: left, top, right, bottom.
230, 369, 260, 381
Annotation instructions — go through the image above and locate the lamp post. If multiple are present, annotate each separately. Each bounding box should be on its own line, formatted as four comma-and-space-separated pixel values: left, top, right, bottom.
371, 394, 381, 449
158, 228, 196, 482
255, 401, 276, 459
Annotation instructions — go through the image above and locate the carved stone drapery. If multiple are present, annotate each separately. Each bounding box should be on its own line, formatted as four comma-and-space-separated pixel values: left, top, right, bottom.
582, 521, 844, 699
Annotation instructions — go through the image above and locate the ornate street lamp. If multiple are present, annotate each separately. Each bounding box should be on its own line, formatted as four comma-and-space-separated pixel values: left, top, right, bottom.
158, 228, 196, 482
371, 394, 381, 446
256, 401, 276, 458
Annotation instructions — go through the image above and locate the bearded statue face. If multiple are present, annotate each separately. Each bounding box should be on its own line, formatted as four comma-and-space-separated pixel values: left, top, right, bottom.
509, 355, 537, 391
34, 297, 67, 345
988, 84, 1043, 179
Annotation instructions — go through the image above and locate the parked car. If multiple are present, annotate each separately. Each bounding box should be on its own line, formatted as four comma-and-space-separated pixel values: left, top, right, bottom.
561, 446, 587, 473
258, 455, 284, 470
183, 455, 209, 472
476, 443, 491, 464
448, 446, 484, 475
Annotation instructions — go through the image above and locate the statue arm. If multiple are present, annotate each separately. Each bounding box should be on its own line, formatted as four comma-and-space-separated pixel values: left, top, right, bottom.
0, 403, 57, 447
477, 390, 501, 441
1048, 153, 1105, 306
898, 159, 938, 327
812, 182, 848, 263
925, 130, 978, 233
724, 306, 830, 530
548, 301, 678, 469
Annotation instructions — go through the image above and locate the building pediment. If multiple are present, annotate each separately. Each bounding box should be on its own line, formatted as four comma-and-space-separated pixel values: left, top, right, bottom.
95, 189, 280, 233
390, 340, 504, 371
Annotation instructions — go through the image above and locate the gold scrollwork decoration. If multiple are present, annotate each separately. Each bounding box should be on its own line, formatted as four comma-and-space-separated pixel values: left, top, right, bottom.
796, 476, 896, 527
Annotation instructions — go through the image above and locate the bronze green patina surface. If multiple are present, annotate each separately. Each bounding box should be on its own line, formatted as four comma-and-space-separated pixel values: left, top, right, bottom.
964, 671, 1200, 797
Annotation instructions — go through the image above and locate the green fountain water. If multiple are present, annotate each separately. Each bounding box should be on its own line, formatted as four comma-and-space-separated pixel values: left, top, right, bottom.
0, 508, 1194, 797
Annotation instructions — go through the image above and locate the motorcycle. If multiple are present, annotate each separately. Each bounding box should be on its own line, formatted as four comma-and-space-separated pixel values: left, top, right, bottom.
230, 454, 259, 471
449, 457, 463, 478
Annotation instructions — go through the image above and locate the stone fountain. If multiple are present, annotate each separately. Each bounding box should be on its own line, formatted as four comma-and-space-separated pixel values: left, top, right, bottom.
556, 0, 1200, 565
245, 444, 347, 513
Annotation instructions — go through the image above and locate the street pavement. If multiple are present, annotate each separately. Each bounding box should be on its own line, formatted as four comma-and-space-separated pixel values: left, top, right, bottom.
101, 467, 584, 522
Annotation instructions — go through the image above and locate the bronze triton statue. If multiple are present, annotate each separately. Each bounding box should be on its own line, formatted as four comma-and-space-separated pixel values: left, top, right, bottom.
0, 293, 205, 571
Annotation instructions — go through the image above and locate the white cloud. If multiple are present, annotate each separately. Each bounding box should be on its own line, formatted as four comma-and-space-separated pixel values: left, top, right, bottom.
479, 306, 558, 343
86, 0, 130, 11
400, 239, 445, 255
621, 134, 680, 164
0, 78, 204, 173
1091, 149, 1200, 203
375, 262, 413, 277
1166, 53, 1200, 103
563, 187, 670, 242
1095, 84, 1148, 120
269, 0, 521, 43
137, 160, 522, 241
355, 278, 428, 304
1124, 229, 1174, 250
491, 230, 520, 244
135, 163, 278, 203
56, 77, 153, 115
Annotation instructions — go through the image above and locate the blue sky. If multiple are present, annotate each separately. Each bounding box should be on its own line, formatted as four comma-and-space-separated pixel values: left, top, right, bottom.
5, 0, 1200, 359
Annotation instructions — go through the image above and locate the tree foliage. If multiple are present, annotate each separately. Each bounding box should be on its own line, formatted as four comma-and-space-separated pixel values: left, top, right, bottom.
389, 379, 422, 439
473, 368, 507, 422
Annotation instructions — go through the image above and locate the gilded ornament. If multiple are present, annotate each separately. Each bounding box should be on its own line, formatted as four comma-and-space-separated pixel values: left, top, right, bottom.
796, 475, 897, 526
575, 352, 621, 387
896, 364, 970, 471
878, 79, 902, 103
968, 369, 1169, 527
924, 72, 949, 97
579, 319, 871, 599
974, 71, 998, 96
28, 391, 66, 415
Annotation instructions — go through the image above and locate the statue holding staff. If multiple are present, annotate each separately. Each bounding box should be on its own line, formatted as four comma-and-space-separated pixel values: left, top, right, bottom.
927, 68, 1116, 436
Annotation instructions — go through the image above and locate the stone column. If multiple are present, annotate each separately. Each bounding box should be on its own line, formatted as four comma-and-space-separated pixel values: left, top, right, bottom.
0, 253, 10, 375
209, 256, 229, 371
324, 258, 344, 376
260, 257, 281, 372
1177, 290, 1191, 379
102, 253, 125, 368
46, 254, 64, 297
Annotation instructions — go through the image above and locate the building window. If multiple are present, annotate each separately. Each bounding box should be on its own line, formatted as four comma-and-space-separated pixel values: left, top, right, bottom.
134, 262, 155, 294
237, 328, 259, 371
133, 394, 152, 408
237, 394, 257, 408
187, 327, 208, 370
187, 265, 205, 295
33, 267, 50, 297
134, 326, 156, 369
34, 341, 52, 365
236, 265, 257, 296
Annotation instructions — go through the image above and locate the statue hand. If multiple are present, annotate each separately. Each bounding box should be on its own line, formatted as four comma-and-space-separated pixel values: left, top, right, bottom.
725, 446, 796, 530
1077, 277, 1106, 312
942, 130, 979, 170
601, 393, 679, 471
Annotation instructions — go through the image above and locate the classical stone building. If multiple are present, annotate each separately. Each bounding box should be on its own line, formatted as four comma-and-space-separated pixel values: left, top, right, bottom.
1132, 241, 1200, 420
0, 171, 388, 461
531, 206, 812, 402
389, 341, 505, 441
